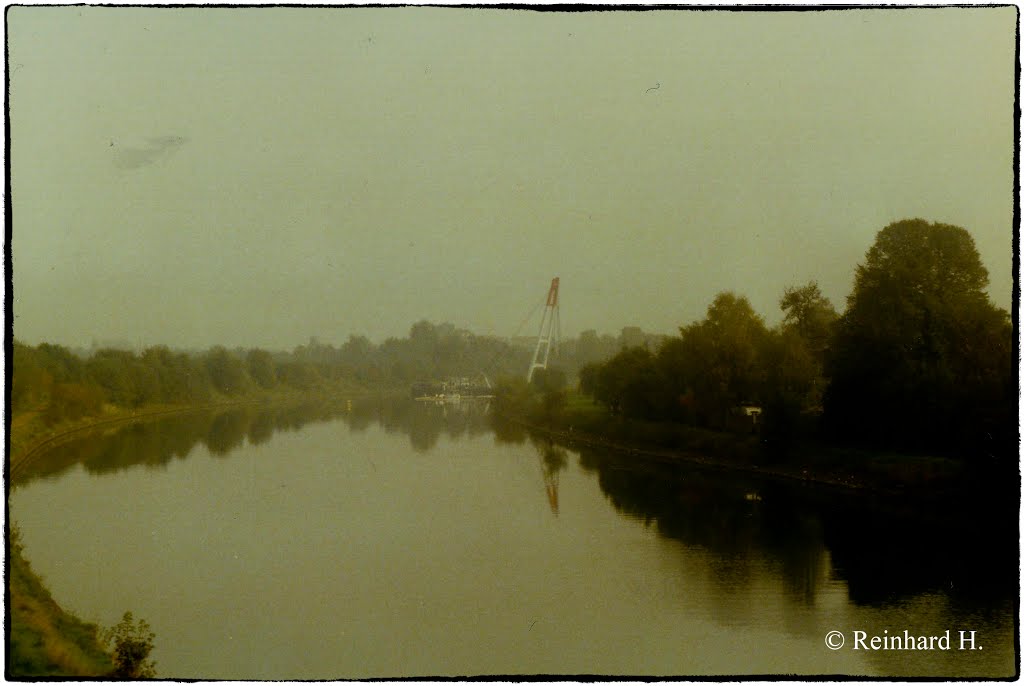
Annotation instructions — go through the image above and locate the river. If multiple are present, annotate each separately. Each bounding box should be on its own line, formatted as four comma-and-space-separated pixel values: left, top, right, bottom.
8, 396, 1017, 679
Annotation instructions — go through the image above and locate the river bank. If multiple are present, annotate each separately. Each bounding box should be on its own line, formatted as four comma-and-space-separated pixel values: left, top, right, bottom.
7, 386, 380, 677
8, 525, 115, 677
499, 394, 1010, 514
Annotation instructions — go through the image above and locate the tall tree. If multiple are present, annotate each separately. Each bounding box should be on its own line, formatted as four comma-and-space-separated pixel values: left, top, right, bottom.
245, 349, 277, 389
779, 281, 838, 362
777, 281, 838, 412
678, 292, 768, 429
823, 219, 1012, 455
590, 347, 663, 419
203, 346, 253, 396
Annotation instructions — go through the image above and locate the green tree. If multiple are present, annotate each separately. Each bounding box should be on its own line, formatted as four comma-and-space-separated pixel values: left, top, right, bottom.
778, 281, 838, 412
578, 362, 600, 397
677, 292, 768, 429
276, 360, 321, 390
102, 611, 156, 679
758, 328, 818, 458
492, 375, 536, 417
530, 367, 568, 422
246, 349, 277, 389
654, 337, 695, 424
12, 342, 53, 413
779, 281, 838, 362
530, 366, 566, 394
592, 347, 664, 419
823, 219, 1012, 455
86, 350, 137, 406
35, 343, 87, 384
43, 382, 106, 424
203, 346, 253, 395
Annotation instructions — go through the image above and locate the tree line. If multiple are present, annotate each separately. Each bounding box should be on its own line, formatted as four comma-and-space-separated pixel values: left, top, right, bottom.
14, 218, 1013, 463
575, 219, 1014, 462
13, 306, 677, 428
11, 324, 532, 425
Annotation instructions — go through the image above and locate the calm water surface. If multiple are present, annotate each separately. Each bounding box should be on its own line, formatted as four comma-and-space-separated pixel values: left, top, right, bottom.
10, 398, 1017, 679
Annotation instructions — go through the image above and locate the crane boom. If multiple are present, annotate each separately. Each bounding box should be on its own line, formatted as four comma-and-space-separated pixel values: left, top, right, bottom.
527, 277, 560, 383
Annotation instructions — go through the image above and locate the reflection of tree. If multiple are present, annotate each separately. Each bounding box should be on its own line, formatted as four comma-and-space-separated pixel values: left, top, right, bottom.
407, 404, 442, 453
389, 399, 492, 453
578, 442, 1016, 648
246, 412, 275, 446
204, 408, 253, 456
17, 396, 502, 485
578, 447, 834, 608
821, 498, 1019, 609
489, 414, 528, 445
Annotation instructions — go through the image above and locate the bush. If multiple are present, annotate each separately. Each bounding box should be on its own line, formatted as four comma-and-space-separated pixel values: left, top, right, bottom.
101, 611, 156, 679
43, 383, 106, 425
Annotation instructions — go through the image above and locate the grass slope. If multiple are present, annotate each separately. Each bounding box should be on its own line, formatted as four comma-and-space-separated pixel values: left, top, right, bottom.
8, 527, 114, 677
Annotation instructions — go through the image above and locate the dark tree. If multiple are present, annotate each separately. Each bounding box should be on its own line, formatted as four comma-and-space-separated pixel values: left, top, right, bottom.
677, 292, 768, 429
823, 219, 1012, 456
779, 281, 838, 363
758, 328, 818, 458
592, 347, 664, 420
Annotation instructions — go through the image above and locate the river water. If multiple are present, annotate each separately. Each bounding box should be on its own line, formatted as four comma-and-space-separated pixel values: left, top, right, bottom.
9, 397, 1017, 679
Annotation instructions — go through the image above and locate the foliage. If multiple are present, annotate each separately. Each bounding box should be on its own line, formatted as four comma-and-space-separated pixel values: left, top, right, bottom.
590, 347, 666, 420
530, 366, 567, 394
246, 348, 277, 389
13, 319, 655, 429
43, 382, 106, 424
758, 328, 818, 459
776, 281, 839, 413
823, 218, 1013, 456
675, 292, 769, 429
101, 611, 157, 679
204, 346, 253, 395
492, 375, 537, 417
779, 281, 838, 362
11, 219, 1012, 467
12, 341, 54, 412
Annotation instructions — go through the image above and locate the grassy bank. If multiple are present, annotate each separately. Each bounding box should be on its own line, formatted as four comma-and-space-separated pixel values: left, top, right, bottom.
8, 526, 114, 677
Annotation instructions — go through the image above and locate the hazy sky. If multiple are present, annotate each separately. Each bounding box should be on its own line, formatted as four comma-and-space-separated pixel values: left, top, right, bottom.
9, 6, 1017, 350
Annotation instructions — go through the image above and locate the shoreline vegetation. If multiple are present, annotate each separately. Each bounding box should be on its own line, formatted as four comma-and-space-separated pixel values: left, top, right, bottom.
491, 219, 1014, 521
494, 391, 976, 504
8, 524, 114, 677
7, 219, 1015, 677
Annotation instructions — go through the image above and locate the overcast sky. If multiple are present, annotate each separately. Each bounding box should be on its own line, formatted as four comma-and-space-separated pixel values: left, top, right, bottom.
9, 6, 1016, 350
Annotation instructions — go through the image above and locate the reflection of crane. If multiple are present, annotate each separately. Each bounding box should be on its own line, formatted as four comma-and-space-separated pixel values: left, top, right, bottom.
532, 437, 568, 516
527, 277, 560, 383
543, 465, 560, 515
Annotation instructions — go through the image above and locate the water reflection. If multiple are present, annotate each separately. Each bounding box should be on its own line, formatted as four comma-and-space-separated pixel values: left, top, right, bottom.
14, 395, 1016, 677
530, 436, 568, 515
19, 397, 1017, 618
14, 396, 496, 486
571, 445, 1016, 676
